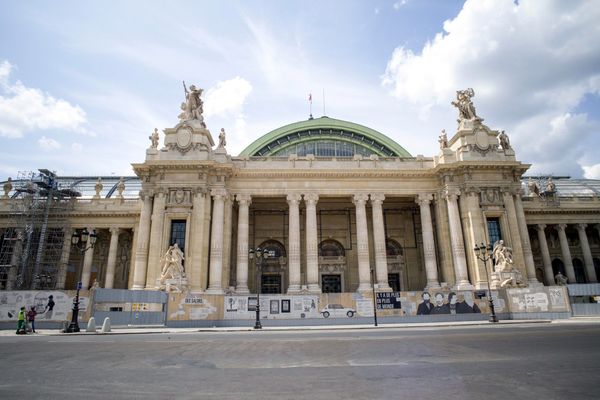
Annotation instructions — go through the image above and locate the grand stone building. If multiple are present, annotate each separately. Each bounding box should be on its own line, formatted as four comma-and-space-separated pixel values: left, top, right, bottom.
1, 88, 599, 301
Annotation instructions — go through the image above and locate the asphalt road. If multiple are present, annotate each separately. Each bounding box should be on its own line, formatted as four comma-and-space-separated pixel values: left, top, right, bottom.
0, 323, 598, 400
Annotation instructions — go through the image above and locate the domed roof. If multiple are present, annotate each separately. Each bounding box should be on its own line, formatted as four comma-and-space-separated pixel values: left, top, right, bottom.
239, 116, 412, 157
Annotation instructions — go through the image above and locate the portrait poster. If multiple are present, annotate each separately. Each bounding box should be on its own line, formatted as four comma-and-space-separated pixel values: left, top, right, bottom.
270, 300, 280, 314
282, 299, 290, 313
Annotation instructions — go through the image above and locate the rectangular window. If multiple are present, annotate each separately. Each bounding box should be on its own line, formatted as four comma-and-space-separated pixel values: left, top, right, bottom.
388, 273, 401, 292
170, 220, 186, 251
321, 274, 342, 293
487, 218, 501, 245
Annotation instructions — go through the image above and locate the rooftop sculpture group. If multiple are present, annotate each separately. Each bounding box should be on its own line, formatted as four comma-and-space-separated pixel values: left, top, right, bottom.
178, 81, 206, 128
451, 88, 480, 122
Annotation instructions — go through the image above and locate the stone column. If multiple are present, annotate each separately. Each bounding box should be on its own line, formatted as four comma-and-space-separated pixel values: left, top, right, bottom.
145, 191, 167, 288
6, 229, 23, 290
188, 190, 207, 291
576, 223, 597, 283
287, 193, 302, 293
235, 194, 252, 294
304, 193, 321, 293
80, 227, 96, 289
370, 194, 391, 291
502, 190, 526, 275
536, 224, 554, 286
445, 190, 472, 289
132, 192, 153, 289
417, 194, 441, 289
127, 227, 137, 289
104, 227, 120, 289
206, 188, 227, 294
222, 197, 233, 289
463, 189, 487, 289
556, 224, 576, 283
513, 194, 541, 286
354, 193, 371, 291
55, 228, 72, 290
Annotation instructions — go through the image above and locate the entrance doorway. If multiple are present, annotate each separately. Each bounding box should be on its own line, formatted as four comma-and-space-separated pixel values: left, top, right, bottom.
321, 274, 342, 293
261, 274, 282, 294
388, 273, 400, 292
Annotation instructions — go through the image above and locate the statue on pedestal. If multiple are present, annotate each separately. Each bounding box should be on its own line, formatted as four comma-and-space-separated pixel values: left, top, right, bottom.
438, 129, 448, 150
555, 271, 568, 286
116, 177, 125, 198
94, 178, 103, 198
498, 130, 511, 150
492, 240, 513, 272
451, 88, 480, 122
218, 128, 227, 149
158, 244, 188, 292
3, 177, 12, 198
179, 81, 206, 128
527, 178, 539, 197
149, 128, 159, 149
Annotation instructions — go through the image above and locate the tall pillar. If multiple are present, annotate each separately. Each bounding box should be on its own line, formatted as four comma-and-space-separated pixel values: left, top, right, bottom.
235, 194, 252, 294
304, 193, 321, 293
556, 224, 576, 283
463, 189, 487, 289
354, 193, 371, 292
145, 191, 167, 288
132, 192, 153, 289
206, 188, 227, 294
188, 190, 207, 291
80, 226, 96, 289
536, 224, 554, 286
502, 191, 526, 275
104, 227, 120, 289
127, 227, 137, 289
6, 229, 23, 290
434, 193, 454, 285
222, 196, 233, 289
576, 223, 597, 283
55, 228, 73, 289
417, 194, 441, 289
445, 190, 472, 289
513, 194, 541, 286
287, 193, 302, 293
370, 194, 391, 291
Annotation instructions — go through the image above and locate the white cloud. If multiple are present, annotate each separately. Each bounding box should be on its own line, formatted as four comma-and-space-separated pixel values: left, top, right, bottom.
382, 0, 600, 176
38, 136, 61, 151
393, 1, 407, 10
0, 60, 88, 138
71, 142, 83, 152
204, 77, 253, 118
582, 164, 600, 179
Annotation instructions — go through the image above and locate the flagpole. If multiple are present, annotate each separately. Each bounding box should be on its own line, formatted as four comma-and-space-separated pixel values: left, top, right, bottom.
309, 93, 313, 119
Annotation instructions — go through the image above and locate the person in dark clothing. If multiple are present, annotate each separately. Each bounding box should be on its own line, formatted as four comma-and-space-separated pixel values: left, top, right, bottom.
430, 292, 450, 314
416, 292, 434, 315
27, 306, 37, 333
44, 295, 55, 320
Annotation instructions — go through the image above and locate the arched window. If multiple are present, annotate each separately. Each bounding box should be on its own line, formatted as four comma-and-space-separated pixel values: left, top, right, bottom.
552, 258, 565, 277
594, 258, 600, 282
257, 240, 286, 258
319, 239, 345, 257
386, 239, 403, 256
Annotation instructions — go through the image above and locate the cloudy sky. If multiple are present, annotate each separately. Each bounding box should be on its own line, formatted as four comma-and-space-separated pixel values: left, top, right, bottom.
1, 0, 599, 179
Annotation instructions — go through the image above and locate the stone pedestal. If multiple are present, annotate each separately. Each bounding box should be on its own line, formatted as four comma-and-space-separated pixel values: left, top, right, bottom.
157, 277, 190, 293
491, 270, 526, 289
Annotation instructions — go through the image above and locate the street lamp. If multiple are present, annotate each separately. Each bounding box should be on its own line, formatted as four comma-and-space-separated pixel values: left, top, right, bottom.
370, 268, 378, 327
474, 242, 499, 323
249, 247, 270, 330
66, 228, 97, 333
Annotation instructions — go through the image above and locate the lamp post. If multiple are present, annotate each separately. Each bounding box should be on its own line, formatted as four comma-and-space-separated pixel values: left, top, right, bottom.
370, 268, 378, 327
474, 242, 499, 323
66, 228, 97, 333
249, 247, 270, 330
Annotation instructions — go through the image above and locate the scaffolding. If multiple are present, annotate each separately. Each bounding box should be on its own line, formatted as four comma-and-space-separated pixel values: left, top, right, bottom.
0, 169, 80, 290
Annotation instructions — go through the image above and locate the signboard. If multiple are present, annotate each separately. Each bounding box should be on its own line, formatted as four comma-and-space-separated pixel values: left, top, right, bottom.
376, 292, 402, 310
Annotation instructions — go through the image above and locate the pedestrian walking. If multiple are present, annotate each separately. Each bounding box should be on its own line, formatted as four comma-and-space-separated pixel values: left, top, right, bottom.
16, 306, 26, 334
27, 306, 37, 333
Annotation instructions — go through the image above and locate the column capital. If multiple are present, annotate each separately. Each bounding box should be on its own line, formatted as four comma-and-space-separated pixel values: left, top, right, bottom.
192, 187, 206, 197
236, 194, 252, 206
210, 187, 228, 200
416, 193, 433, 205
304, 193, 319, 204
353, 193, 369, 205
109, 227, 121, 236
536, 224, 546, 231
370, 193, 385, 204
444, 188, 460, 201
463, 187, 480, 196
139, 190, 154, 200
576, 223, 588, 231
557, 223, 568, 231
286, 193, 302, 205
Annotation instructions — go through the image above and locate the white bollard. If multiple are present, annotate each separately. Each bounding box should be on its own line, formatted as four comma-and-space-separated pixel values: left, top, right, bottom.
86, 317, 96, 332
101, 317, 111, 333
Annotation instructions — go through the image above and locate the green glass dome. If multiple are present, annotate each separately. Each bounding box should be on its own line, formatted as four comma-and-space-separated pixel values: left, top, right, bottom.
239, 116, 412, 157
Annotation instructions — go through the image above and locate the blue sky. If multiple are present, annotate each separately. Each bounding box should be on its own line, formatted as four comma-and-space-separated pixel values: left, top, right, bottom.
1, 0, 599, 179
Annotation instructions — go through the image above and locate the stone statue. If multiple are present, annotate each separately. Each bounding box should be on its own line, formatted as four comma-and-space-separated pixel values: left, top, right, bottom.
91, 279, 100, 290
218, 128, 227, 149
527, 178, 539, 197
492, 240, 513, 272
149, 128, 159, 149
555, 271, 568, 286
94, 178, 103, 198
451, 88, 479, 121
438, 129, 448, 150
117, 177, 125, 197
180, 81, 206, 127
498, 130, 511, 150
159, 243, 185, 282
3, 177, 12, 198
546, 177, 556, 193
